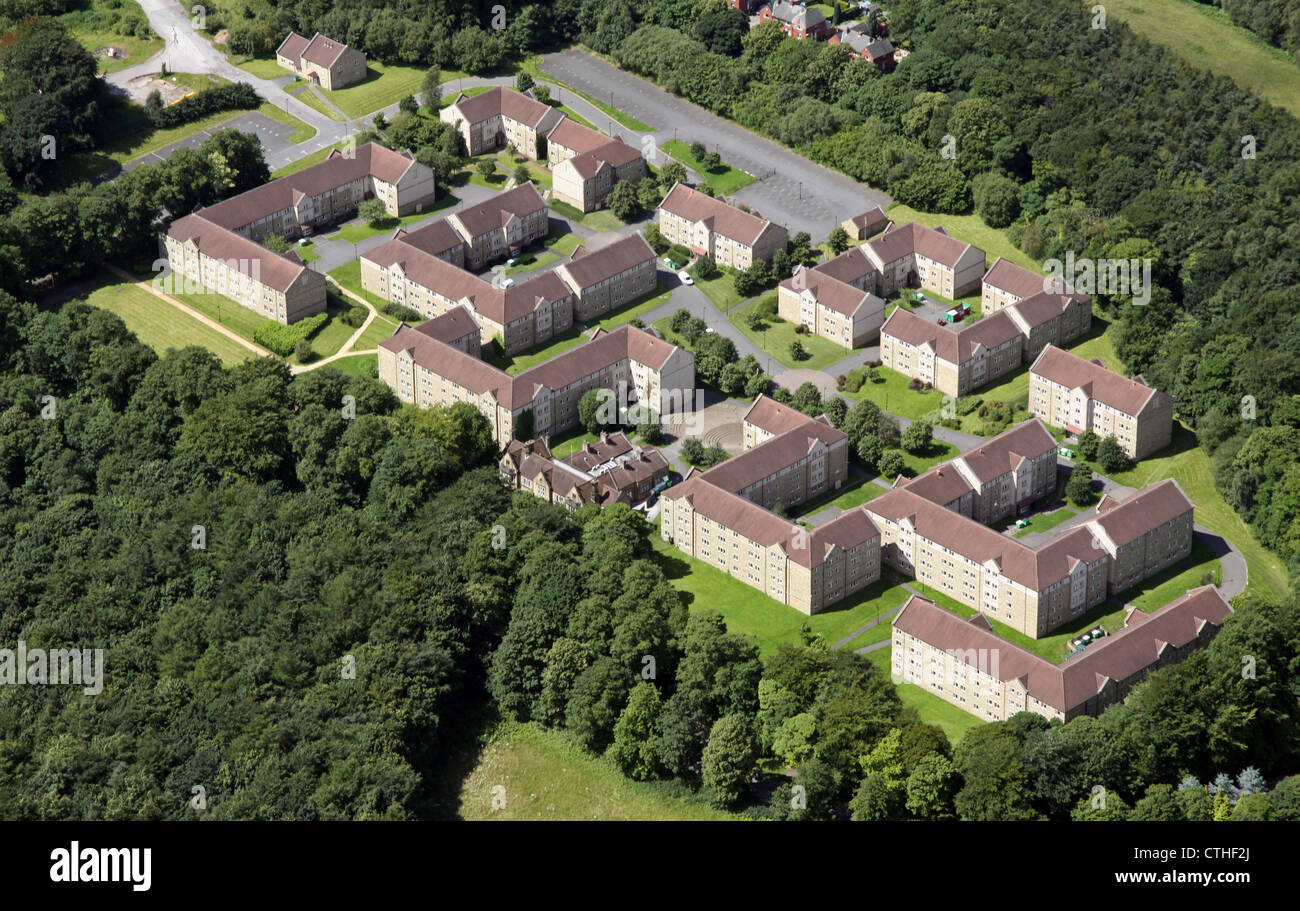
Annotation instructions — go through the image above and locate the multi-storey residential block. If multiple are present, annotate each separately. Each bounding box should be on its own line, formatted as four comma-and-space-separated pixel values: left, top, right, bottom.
440, 87, 564, 159
1029, 344, 1174, 459
554, 234, 658, 322
777, 265, 886, 348
551, 138, 647, 213
378, 323, 694, 443
742, 394, 822, 449
981, 257, 1092, 359
697, 415, 851, 513
362, 214, 656, 356
865, 462, 1195, 637
657, 183, 788, 270
879, 307, 1024, 397
162, 144, 433, 324
891, 587, 1232, 722
275, 32, 367, 90
500, 431, 669, 510
446, 182, 549, 270
864, 222, 986, 299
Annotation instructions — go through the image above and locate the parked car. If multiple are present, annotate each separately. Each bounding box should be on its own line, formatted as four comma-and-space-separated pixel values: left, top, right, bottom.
678, 270, 693, 285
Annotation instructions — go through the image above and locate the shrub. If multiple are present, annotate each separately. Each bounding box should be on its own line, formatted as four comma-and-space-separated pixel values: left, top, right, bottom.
843, 371, 864, 393
148, 81, 260, 129
340, 306, 367, 328
253, 312, 329, 357
293, 338, 315, 362
381, 302, 422, 322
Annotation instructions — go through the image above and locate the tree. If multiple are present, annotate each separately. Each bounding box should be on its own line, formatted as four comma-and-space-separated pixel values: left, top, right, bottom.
660, 161, 687, 187
293, 339, 314, 363
771, 713, 817, 767
900, 421, 933, 453
954, 724, 1038, 821
516, 72, 535, 94
691, 255, 719, 281
877, 450, 906, 479
578, 388, 616, 434
823, 397, 848, 428
1129, 783, 1183, 821
565, 657, 633, 752
1064, 462, 1096, 506
680, 437, 706, 466
1076, 429, 1100, 461
850, 729, 908, 821
827, 226, 851, 254
906, 752, 960, 819
701, 714, 757, 807
513, 164, 531, 186
398, 95, 418, 115
643, 224, 668, 253
1096, 436, 1130, 473
972, 172, 1021, 228
789, 340, 809, 362
421, 66, 442, 110
607, 682, 665, 780
689, 140, 707, 160
605, 180, 641, 220
359, 198, 390, 226
475, 159, 498, 180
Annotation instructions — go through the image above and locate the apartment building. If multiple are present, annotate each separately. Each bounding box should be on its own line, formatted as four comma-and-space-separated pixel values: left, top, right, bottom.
552, 138, 647, 213
697, 415, 850, 513
657, 183, 788, 270
501, 431, 669, 510
276, 32, 367, 90
742, 394, 823, 449
378, 323, 694, 443
777, 266, 887, 348
892, 587, 1232, 722
899, 419, 1058, 525
554, 234, 657, 322
440, 86, 565, 159
879, 307, 1024, 397
864, 222, 986, 299
759, 1, 831, 39
865, 465, 1195, 638
982, 257, 1092, 358
362, 213, 655, 355
1029, 344, 1174, 459
446, 182, 550, 270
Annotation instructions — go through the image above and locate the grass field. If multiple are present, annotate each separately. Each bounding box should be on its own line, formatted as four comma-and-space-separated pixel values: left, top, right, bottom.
355, 311, 401, 349
488, 328, 589, 376
333, 190, 458, 243
840, 364, 946, 420
1013, 505, 1080, 538
728, 296, 850, 372
895, 440, 959, 478
230, 55, 289, 80
166, 286, 357, 367
496, 150, 553, 189
586, 283, 674, 333
663, 140, 755, 195
82, 277, 254, 367
272, 140, 352, 178
650, 531, 915, 656
789, 478, 889, 518
286, 83, 345, 121
693, 269, 747, 312
547, 428, 602, 459
1110, 0, 1300, 119
320, 63, 430, 119
66, 1, 164, 75
319, 353, 379, 377
864, 648, 986, 744
459, 721, 737, 820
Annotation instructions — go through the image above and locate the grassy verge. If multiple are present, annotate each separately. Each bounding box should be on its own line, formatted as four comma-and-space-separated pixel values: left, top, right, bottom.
663, 139, 755, 195
81, 275, 254, 367
525, 57, 654, 131
840, 364, 946, 420
587, 284, 674, 333
271, 140, 352, 178
459, 720, 737, 820
693, 268, 746, 312
789, 478, 889, 518
1109, 0, 1300, 119
728, 295, 850, 372
286, 84, 345, 121
319, 353, 379, 377
230, 55, 288, 80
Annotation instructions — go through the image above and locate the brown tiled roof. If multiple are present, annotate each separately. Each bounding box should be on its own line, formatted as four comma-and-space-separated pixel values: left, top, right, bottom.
276, 32, 310, 61
807, 507, 880, 565
952, 418, 1056, 484
413, 305, 478, 345
392, 220, 464, 258
659, 182, 771, 246
743, 394, 812, 437
1089, 479, 1193, 548
869, 221, 983, 269
812, 245, 877, 286
447, 87, 557, 129
565, 138, 644, 179
546, 117, 611, 155
881, 307, 1021, 365
560, 233, 655, 290
166, 213, 309, 293
379, 324, 512, 404
198, 144, 417, 232
1007, 291, 1076, 329
301, 32, 351, 68
848, 206, 890, 234
698, 416, 846, 494
450, 182, 546, 239
781, 268, 881, 318
984, 257, 1050, 300
898, 463, 975, 507
663, 475, 801, 546
1030, 344, 1159, 417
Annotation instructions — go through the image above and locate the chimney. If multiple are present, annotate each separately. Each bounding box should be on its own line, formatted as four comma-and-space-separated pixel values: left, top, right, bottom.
600, 430, 608, 445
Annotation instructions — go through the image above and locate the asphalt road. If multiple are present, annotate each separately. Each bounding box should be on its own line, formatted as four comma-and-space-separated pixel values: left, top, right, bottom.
540, 49, 892, 238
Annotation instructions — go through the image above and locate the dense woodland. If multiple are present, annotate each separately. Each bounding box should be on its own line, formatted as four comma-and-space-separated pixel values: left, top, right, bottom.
2, 0, 1300, 819
1195, 0, 1300, 58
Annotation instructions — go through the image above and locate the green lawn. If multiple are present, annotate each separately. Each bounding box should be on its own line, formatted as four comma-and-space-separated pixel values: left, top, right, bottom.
320, 353, 379, 378
1013, 505, 1080, 538
546, 229, 584, 257
548, 428, 602, 458
506, 250, 561, 275
355, 312, 401, 349
663, 140, 755, 195
82, 276, 254, 367
459, 720, 737, 820
729, 296, 850, 372
840, 364, 946, 421
1110, 0, 1300, 119
165, 286, 357, 366
1123, 540, 1222, 612
488, 328, 589, 376
789, 479, 889, 518
320, 62, 430, 119
287, 83, 345, 121
333, 190, 458, 243
650, 531, 916, 657
694, 269, 747, 312
895, 441, 959, 478
230, 55, 289, 80
588, 284, 674, 333
67, 1, 164, 75
496, 150, 553, 189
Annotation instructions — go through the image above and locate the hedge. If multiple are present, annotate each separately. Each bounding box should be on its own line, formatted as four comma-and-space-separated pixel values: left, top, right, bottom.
148, 82, 261, 129
253, 312, 328, 356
